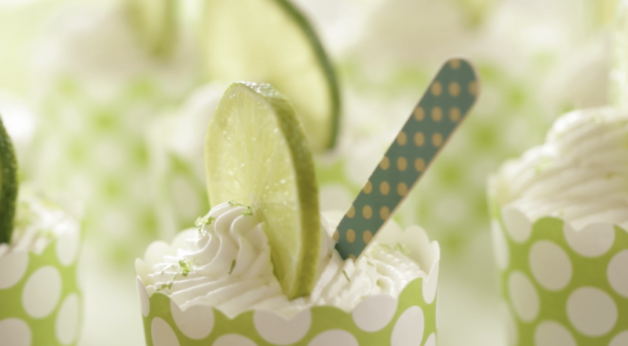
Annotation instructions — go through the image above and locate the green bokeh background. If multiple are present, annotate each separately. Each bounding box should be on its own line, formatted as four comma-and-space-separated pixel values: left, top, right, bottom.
0, 0, 624, 345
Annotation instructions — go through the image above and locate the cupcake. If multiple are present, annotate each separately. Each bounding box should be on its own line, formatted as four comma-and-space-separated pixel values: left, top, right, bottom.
136, 82, 440, 346
136, 205, 439, 346
0, 117, 82, 346
489, 108, 628, 346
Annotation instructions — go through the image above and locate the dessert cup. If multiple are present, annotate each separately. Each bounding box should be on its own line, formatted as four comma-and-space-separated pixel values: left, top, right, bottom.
488, 108, 628, 345
489, 203, 628, 346
136, 217, 440, 346
0, 194, 82, 346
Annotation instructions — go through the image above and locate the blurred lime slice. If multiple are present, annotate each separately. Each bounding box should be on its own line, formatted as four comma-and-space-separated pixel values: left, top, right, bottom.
0, 116, 18, 244
202, 0, 340, 153
205, 82, 321, 299
126, 0, 177, 56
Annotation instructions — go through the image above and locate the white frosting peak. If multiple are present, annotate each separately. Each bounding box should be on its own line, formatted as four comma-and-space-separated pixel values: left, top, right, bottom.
491, 107, 628, 229
137, 202, 427, 318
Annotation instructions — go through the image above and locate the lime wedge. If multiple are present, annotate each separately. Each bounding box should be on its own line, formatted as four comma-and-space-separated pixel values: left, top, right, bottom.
202, 0, 340, 153
125, 0, 177, 57
205, 82, 320, 299
0, 116, 18, 244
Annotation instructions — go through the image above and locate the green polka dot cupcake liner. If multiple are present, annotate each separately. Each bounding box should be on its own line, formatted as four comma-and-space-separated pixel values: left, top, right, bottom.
0, 233, 82, 346
136, 257, 439, 346
489, 200, 628, 346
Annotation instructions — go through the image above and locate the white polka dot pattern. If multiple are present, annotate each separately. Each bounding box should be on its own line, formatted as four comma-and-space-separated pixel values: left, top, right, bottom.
213, 334, 258, 346
151, 317, 179, 346
529, 241, 572, 291
0, 250, 28, 289
139, 264, 437, 345
55, 294, 79, 345
610, 331, 628, 346
352, 295, 397, 332
22, 266, 62, 318
308, 330, 359, 346
564, 222, 615, 258
534, 321, 576, 346
502, 207, 531, 243
422, 261, 439, 305
391, 306, 425, 346
137, 277, 150, 317
508, 271, 539, 322
0, 318, 31, 346
56, 232, 80, 267
424, 333, 436, 346
170, 300, 214, 340
608, 250, 628, 298
253, 310, 311, 345
566, 287, 618, 337
492, 210, 628, 345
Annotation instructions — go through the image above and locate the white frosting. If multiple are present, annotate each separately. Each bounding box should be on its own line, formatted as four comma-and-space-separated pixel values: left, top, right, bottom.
137, 202, 427, 318
491, 107, 628, 229
0, 194, 80, 256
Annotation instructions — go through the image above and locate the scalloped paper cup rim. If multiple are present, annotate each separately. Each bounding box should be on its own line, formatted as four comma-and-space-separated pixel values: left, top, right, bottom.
136, 225, 440, 346
491, 201, 628, 254
488, 194, 628, 345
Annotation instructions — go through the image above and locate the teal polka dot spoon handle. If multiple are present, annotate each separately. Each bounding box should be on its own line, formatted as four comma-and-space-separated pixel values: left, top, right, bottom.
334, 58, 480, 260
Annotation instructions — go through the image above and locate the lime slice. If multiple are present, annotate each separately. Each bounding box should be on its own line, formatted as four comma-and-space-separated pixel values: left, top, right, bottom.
202, 0, 340, 153
205, 82, 320, 299
0, 116, 18, 244
125, 0, 177, 57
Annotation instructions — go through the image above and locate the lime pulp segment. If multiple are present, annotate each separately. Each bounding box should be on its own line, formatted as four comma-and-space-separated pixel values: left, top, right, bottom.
0, 116, 18, 244
205, 82, 321, 299
202, 0, 340, 153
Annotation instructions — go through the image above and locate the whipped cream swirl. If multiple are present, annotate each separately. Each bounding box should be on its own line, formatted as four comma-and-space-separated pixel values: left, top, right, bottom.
0, 194, 80, 257
137, 202, 424, 318
491, 107, 628, 229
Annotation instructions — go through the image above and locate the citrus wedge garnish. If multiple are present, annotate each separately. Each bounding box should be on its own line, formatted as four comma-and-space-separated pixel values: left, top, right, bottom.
202, 0, 340, 153
125, 0, 177, 57
205, 82, 320, 299
0, 116, 18, 244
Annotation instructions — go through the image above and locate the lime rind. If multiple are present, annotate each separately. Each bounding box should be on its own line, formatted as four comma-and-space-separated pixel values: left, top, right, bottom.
205, 82, 320, 299
0, 115, 18, 244
202, 0, 340, 152
275, 0, 341, 150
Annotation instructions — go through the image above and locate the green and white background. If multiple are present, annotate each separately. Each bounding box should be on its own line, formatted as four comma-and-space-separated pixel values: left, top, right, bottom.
0, 0, 625, 345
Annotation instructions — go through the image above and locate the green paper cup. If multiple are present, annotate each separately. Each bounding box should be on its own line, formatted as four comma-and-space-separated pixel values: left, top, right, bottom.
136, 225, 440, 346
489, 199, 628, 346
0, 198, 83, 346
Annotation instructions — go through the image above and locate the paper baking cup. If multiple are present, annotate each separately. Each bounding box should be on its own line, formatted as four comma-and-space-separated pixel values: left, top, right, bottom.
136, 245, 439, 345
0, 232, 82, 346
489, 199, 628, 346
